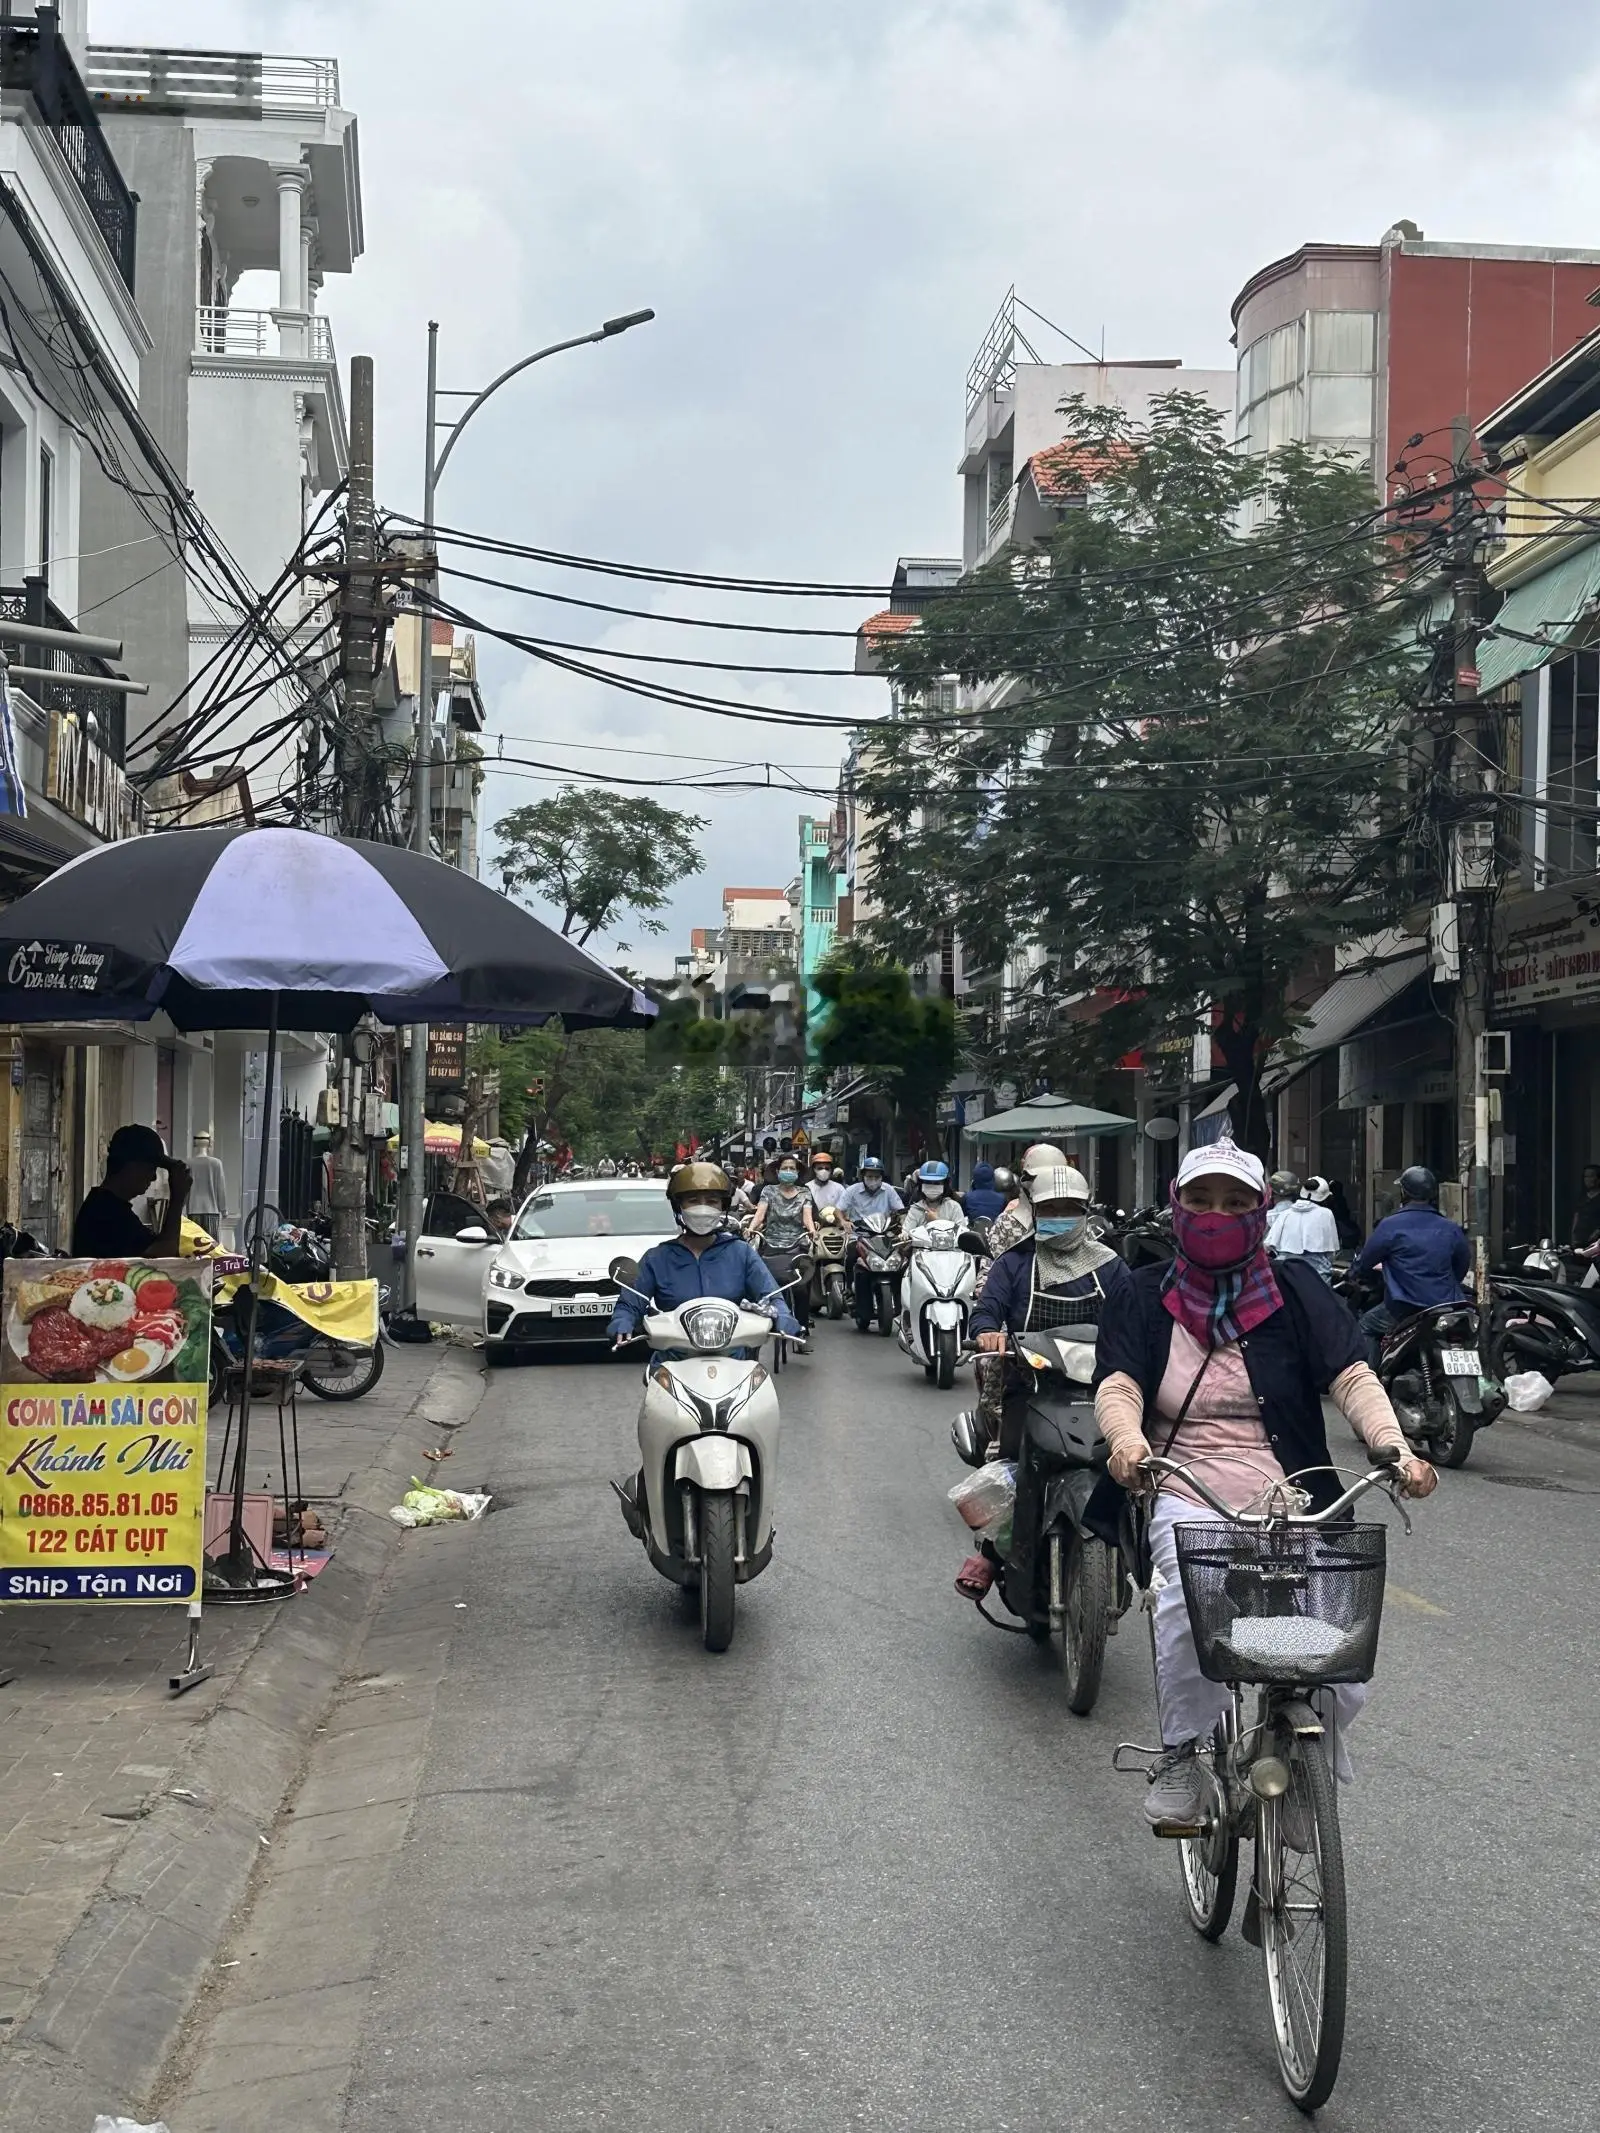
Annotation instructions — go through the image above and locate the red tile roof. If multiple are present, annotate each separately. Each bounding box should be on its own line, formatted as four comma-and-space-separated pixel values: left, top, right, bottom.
1026, 440, 1133, 500
858, 609, 920, 638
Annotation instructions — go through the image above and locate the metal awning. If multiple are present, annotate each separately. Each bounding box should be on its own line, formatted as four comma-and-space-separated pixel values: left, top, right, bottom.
1476, 541, 1600, 695
1261, 954, 1429, 1094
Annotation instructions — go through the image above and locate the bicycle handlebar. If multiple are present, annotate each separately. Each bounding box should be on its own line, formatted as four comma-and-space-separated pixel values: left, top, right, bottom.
1138, 1452, 1406, 1527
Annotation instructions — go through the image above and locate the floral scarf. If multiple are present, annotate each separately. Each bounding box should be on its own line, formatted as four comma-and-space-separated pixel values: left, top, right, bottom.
1160, 1200, 1282, 1347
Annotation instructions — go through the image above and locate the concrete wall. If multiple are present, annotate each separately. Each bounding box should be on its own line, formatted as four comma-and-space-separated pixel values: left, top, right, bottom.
78, 115, 195, 748
186, 370, 305, 601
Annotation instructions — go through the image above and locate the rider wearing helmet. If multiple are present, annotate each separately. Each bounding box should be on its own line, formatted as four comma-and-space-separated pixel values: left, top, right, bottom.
807, 1146, 848, 1212
1265, 1169, 1339, 1281
980, 1143, 1070, 1263
839, 1155, 903, 1222
961, 1162, 1007, 1223
608, 1162, 800, 1354
902, 1159, 964, 1242
1349, 1164, 1471, 1365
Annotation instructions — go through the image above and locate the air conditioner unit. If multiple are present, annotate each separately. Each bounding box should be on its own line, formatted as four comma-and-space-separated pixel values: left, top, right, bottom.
1452, 818, 1497, 893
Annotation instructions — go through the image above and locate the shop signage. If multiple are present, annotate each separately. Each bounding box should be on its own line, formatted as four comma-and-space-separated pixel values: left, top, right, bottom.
1497, 896, 1600, 1017
0, 1257, 211, 1603
4, 940, 110, 994
425, 1026, 466, 1083
45, 711, 144, 842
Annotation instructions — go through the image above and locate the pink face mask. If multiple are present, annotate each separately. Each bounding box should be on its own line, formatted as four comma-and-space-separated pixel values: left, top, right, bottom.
1170, 1198, 1268, 1272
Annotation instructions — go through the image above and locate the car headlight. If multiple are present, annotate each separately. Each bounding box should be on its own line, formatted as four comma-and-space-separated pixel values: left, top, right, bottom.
488, 1265, 523, 1290
681, 1301, 739, 1351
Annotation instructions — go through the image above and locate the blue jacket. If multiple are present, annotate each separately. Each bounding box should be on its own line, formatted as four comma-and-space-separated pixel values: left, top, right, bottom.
970, 1240, 1130, 1337
608, 1229, 801, 1344
962, 1164, 1007, 1222
1351, 1204, 1471, 1307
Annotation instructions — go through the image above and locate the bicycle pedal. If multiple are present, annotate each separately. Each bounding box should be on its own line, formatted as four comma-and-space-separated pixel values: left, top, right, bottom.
1150, 1818, 1206, 1841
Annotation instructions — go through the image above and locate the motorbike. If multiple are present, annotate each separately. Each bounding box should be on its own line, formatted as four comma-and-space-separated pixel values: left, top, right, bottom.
952, 1324, 1118, 1712
851, 1212, 903, 1336
1339, 1268, 1500, 1468
810, 1205, 851, 1319
1488, 1247, 1600, 1390
210, 1275, 390, 1403
898, 1218, 983, 1389
1114, 1204, 1176, 1269
610, 1274, 787, 1652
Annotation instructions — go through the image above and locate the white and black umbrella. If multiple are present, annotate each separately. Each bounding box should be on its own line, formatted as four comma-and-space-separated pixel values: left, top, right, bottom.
0, 824, 652, 1030
0, 826, 655, 1593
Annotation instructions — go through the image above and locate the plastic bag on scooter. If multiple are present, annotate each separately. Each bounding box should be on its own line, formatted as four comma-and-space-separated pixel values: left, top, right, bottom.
1503, 1369, 1554, 1414
949, 1459, 1016, 1532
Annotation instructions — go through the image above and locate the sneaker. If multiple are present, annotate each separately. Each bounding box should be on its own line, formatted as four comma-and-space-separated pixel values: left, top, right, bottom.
1144, 1741, 1206, 1829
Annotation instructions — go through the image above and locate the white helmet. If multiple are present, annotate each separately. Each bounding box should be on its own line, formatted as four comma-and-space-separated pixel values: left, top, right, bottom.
1019, 1142, 1070, 1187
1029, 1164, 1091, 1205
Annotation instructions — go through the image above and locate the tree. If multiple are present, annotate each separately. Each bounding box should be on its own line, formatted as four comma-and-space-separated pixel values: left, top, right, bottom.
809, 957, 958, 1145
491, 1024, 737, 1171
859, 391, 1432, 1153
493, 787, 707, 948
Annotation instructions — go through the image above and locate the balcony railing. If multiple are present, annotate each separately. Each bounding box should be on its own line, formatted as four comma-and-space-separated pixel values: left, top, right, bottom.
0, 581, 127, 764
1, 20, 137, 292
196, 306, 336, 364
86, 46, 339, 117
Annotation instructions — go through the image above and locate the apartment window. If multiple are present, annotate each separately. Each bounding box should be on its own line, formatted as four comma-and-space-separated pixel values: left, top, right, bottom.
38, 443, 52, 577
1544, 649, 1599, 880
1235, 311, 1376, 462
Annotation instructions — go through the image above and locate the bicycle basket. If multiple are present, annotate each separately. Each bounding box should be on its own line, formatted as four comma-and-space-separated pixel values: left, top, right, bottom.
1173, 1522, 1387, 1686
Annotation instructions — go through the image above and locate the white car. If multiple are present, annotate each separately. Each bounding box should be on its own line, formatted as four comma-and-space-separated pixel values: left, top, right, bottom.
412, 1179, 677, 1357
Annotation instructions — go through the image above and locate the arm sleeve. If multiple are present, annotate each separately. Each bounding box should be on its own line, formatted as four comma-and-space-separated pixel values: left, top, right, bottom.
1095, 1372, 1149, 1459
1090, 1268, 1146, 1392
1328, 1362, 1408, 1456
887, 1189, 904, 1213
607, 1250, 656, 1339
1349, 1220, 1386, 1276
968, 1250, 1021, 1337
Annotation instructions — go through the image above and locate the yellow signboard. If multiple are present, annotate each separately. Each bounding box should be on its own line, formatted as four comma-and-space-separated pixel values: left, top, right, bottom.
0, 1257, 211, 1604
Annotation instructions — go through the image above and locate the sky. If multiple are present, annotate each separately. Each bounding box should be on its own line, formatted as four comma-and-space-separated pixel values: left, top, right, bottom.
90, 0, 1600, 961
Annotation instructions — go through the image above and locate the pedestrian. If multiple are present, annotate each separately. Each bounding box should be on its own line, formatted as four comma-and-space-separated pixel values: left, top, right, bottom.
748, 1152, 817, 1348
1264, 1169, 1339, 1280
1348, 1166, 1470, 1367
1572, 1162, 1600, 1250
1090, 1135, 1436, 1828
72, 1124, 192, 1259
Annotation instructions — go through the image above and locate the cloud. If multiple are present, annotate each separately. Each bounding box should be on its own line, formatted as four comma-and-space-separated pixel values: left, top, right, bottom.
90, 0, 1600, 954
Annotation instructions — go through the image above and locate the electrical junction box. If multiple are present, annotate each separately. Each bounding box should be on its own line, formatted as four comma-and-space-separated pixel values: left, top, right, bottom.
316, 1087, 341, 1128
1452, 819, 1497, 893
1430, 903, 1460, 982
363, 1091, 385, 1137
1477, 1031, 1511, 1078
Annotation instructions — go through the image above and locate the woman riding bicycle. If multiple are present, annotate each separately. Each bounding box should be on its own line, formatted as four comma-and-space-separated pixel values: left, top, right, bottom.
1091, 1135, 1436, 1830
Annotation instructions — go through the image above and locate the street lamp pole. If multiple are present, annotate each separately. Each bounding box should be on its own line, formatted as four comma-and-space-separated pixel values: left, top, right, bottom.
399, 307, 655, 1309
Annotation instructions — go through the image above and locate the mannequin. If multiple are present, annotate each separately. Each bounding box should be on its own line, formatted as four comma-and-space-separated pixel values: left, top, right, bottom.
190, 1128, 231, 1246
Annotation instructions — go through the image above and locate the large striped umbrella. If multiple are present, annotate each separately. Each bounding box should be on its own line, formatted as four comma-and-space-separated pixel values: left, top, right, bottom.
0, 824, 653, 1030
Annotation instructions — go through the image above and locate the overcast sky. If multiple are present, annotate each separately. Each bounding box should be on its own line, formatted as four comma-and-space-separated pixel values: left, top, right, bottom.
92, 0, 1600, 959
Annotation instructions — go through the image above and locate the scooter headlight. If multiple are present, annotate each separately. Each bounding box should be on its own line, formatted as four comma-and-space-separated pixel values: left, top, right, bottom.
681, 1301, 739, 1351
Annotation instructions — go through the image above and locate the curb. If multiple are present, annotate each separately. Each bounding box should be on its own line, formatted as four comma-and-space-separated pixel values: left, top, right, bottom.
0, 1340, 486, 2133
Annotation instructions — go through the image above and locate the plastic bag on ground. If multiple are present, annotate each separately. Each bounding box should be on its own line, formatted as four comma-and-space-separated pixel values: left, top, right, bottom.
388, 1477, 493, 1527
1503, 1369, 1554, 1414
949, 1459, 1017, 1533
92, 2120, 172, 2132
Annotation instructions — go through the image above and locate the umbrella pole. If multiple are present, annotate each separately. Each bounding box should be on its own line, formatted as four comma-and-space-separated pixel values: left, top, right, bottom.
226, 992, 279, 1574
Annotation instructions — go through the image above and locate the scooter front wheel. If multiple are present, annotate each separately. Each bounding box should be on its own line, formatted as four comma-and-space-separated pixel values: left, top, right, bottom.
699, 1493, 737, 1652
934, 1325, 958, 1391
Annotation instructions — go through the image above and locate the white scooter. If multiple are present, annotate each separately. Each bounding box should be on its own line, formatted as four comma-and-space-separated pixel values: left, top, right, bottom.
611, 1283, 790, 1652
898, 1218, 984, 1390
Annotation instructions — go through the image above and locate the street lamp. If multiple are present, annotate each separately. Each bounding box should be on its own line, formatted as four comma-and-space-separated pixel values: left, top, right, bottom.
399, 306, 655, 1302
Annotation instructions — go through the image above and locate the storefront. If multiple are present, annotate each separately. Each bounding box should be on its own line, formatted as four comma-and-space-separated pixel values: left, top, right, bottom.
1495, 888, 1600, 1247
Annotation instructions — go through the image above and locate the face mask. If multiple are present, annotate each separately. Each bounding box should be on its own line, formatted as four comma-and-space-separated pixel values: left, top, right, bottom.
922, 1183, 945, 1200
1035, 1215, 1085, 1241
1171, 1200, 1268, 1272
679, 1204, 722, 1236
778, 1170, 799, 1187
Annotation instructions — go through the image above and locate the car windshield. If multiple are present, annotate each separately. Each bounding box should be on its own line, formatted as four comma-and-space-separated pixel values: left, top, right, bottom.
511, 1187, 677, 1242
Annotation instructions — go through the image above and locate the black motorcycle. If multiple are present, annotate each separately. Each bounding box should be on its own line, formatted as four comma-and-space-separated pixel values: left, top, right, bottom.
1115, 1204, 1176, 1270
952, 1326, 1117, 1713
851, 1212, 902, 1336
1488, 1251, 1600, 1390
1339, 1268, 1500, 1468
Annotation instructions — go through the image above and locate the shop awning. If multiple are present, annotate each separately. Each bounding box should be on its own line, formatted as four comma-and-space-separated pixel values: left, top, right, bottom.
1261, 954, 1429, 1094
962, 1093, 1136, 1140
1476, 540, 1600, 696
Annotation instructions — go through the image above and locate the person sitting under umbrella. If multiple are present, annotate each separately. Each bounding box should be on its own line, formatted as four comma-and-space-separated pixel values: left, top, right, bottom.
72, 1124, 192, 1259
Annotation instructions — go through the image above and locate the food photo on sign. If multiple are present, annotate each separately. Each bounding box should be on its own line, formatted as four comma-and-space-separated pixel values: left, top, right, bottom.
0, 1256, 211, 1604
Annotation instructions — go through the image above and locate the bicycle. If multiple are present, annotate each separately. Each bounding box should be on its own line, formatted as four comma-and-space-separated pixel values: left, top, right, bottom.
1112, 1447, 1411, 2113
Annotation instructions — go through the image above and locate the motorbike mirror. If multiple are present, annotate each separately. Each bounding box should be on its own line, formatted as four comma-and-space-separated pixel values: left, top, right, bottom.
957, 1230, 988, 1256
455, 1226, 492, 1245
609, 1256, 641, 1289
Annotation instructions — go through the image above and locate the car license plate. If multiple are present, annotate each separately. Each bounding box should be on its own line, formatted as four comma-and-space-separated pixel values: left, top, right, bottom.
551, 1297, 610, 1319
1441, 1345, 1480, 1376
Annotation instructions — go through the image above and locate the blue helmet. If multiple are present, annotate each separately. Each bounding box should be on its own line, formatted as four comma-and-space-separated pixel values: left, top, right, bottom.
916, 1161, 950, 1185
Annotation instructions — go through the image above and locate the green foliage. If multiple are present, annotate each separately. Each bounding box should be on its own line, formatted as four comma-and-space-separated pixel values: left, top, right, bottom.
491, 1024, 736, 1164
493, 786, 707, 947
861, 390, 1429, 1150
809, 959, 957, 1134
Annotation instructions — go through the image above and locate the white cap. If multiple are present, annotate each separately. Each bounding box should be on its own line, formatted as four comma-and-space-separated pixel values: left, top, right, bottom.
1306, 1175, 1332, 1204
1175, 1135, 1267, 1198
1029, 1164, 1091, 1204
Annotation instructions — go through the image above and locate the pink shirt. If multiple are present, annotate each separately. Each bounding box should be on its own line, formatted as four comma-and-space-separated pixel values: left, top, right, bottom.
1152, 1323, 1287, 1511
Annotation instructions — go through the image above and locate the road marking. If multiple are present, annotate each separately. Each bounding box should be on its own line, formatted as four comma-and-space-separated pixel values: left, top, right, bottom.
1385, 1581, 1448, 1617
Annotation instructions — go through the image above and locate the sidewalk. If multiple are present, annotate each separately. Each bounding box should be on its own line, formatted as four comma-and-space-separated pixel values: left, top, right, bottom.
0, 1334, 488, 2133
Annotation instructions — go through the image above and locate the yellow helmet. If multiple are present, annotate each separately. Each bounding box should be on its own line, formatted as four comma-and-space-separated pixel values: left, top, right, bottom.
666, 1160, 734, 1204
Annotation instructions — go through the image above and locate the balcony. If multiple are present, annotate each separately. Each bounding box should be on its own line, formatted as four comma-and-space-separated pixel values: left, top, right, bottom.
0, 18, 137, 291
0, 581, 130, 764
196, 305, 335, 365
85, 47, 339, 118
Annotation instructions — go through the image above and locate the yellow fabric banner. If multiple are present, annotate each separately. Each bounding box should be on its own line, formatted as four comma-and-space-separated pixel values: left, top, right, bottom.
180, 1221, 381, 1345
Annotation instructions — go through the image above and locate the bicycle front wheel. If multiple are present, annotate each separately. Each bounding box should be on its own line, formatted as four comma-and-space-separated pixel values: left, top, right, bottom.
1259, 1722, 1347, 2113
1179, 1724, 1237, 1940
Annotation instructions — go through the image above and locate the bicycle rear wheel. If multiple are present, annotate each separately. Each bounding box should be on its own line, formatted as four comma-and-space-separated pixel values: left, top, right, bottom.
1259, 1722, 1347, 2112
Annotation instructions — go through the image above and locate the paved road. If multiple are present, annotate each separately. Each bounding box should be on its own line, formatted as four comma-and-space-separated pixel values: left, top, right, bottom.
173, 1321, 1599, 2132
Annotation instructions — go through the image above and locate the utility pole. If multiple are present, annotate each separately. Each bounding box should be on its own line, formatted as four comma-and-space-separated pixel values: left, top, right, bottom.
397, 323, 439, 1311
330, 354, 378, 1280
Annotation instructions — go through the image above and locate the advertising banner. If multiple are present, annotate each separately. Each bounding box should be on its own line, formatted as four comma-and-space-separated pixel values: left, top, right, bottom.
0, 1256, 211, 1604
